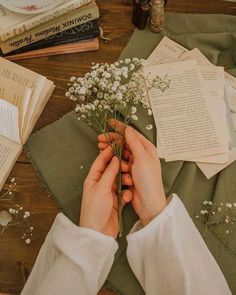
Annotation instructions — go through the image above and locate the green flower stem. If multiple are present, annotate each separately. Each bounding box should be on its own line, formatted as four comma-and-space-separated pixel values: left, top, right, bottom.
117, 154, 123, 237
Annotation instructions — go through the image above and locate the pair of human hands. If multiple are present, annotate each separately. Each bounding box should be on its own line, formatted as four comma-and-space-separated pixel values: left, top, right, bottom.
79, 119, 167, 239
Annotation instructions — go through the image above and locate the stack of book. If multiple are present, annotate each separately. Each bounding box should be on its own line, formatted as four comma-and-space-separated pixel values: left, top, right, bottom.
0, 0, 100, 60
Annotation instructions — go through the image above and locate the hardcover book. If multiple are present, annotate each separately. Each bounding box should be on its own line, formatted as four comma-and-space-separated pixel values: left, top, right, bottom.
1, 20, 100, 57
0, 0, 92, 41
0, 1, 99, 54
0, 57, 55, 191
3, 38, 99, 61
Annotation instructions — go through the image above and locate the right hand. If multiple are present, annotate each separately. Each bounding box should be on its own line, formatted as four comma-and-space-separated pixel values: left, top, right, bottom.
98, 119, 167, 226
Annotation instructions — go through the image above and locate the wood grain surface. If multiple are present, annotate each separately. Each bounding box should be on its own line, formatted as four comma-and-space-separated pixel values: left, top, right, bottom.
0, 0, 235, 294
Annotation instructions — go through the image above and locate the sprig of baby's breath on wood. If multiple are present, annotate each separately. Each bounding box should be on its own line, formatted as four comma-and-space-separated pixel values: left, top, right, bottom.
0, 178, 34, 245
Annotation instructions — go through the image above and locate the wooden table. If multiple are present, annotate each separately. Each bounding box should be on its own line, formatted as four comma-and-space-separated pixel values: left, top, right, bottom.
0, 0, 235, 294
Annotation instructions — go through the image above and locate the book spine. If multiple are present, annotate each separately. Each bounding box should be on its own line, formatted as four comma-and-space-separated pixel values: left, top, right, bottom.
4, 27, 99, 56
5, 38, 99, 61
0, 0, 92, 41
1, 4, 99, 54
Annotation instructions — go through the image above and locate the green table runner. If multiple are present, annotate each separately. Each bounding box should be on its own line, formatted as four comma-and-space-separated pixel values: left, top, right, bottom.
25, 13, 236, 294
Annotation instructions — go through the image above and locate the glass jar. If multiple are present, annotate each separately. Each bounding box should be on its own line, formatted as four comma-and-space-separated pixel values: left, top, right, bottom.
150, 0, 165, 32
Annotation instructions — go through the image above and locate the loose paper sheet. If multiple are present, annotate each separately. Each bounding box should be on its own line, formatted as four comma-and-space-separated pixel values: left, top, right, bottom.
143, 60, 227, 161
147, 36, 189, 65
180, 65, 230, 164
0, 98, 20, 143
181, 48, 236, 171
147, 37, 236, 177
232, 113, 236, 130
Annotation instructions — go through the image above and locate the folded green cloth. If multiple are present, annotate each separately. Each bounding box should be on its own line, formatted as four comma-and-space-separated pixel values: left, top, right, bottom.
25, 13, 236, 294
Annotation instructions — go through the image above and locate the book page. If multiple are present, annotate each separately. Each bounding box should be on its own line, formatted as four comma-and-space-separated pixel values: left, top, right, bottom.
0, 135, 22, 191
0, 98, 20, 143
181, 48, 236, 90
147, 36, 189, 65
180, 66, 229, 163
197, 149, 236, 179
232, 113, 236, 130
0, 77, 32, 130
143, 60, 227, 161
0, 57, 46, 134
225, 84, 236, 112
22, 80, 55, 143
146, 37, 189, 156
181, 48, 212, 66
179, 49, 231, 163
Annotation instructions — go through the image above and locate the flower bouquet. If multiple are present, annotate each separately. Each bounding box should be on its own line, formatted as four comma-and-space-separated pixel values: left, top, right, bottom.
65, 58, 169, 236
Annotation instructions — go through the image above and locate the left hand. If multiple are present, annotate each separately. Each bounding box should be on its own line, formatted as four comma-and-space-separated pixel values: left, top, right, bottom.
80, 146, 132, 239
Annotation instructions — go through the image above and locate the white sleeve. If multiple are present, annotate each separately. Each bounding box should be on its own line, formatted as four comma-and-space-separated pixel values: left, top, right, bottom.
126, 194, 231, 295
21, 213, 118, 295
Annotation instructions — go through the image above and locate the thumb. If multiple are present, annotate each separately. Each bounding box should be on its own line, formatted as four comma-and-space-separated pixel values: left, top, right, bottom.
100, 156, 119, 187
125, 127, 146, 159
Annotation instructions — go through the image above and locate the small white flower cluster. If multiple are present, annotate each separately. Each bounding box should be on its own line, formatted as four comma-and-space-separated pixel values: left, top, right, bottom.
0, 177, 16, 201
66, 58, 150, 131
147, 73, 171, 92
195, 200, 236, 237
0, 178, 34, 245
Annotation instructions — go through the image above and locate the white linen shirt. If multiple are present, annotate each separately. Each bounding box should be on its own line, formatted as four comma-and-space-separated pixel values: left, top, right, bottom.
21, 194, 231, 295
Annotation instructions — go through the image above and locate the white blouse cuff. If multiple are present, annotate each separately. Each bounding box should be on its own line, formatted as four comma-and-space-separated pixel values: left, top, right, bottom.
127, 194, 183, 242
52, 213, 118, 263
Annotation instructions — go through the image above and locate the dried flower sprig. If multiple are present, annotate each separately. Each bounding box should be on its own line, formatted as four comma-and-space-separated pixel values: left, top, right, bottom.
0, 178, 34, 245
0, 177, 16, 201
195, 200, 236, 255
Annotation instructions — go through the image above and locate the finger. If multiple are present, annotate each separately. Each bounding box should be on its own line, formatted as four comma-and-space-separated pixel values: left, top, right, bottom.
108, 119, 126, 136
122, 173, 133, 186
100, 156, 120, 187
124, 142, 131, 152
113, 190, 133, 211
125, 126, 146, 159
123, 148, 131, 160
122, 189, 133, 204
112, 180, 117, 192
98, 142, 110, 150
121, 190, 133, 208
121, 159, 129, 173
109, 119, 158, 160
86, 146, 113, 186
98, 132, 124, 144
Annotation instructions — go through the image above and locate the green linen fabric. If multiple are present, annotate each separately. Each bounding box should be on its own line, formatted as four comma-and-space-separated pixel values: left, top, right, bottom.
25, 13, 236, 294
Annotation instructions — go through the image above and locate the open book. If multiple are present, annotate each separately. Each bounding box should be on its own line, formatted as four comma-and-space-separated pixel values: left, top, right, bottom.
0, 57, 55, 190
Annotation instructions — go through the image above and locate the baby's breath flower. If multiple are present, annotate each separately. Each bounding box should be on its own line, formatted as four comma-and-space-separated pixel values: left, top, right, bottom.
146, 124, 153, 130
25, 238, 31, 244
70, 76, 76, 82
131, 106, 137, 114
9, 208, 16, 214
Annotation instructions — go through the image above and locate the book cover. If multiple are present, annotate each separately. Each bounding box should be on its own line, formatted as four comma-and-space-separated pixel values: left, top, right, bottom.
0, 1, 99, 54
0, 0, 92, 41
1, 20, 99, 57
